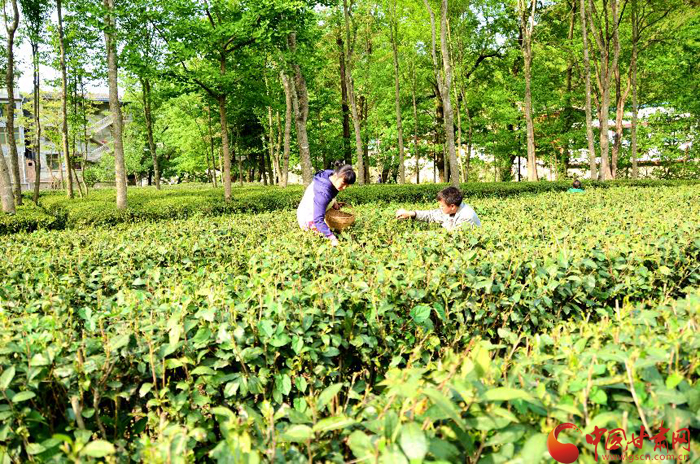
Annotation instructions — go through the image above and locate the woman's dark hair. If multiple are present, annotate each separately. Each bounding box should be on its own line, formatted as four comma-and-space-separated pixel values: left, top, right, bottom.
437, 186, 463, 206
572, 179, 582, 189
333, 161, 356, 185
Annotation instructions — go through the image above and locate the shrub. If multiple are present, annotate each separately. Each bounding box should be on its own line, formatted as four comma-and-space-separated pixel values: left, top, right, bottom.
0, 186, 699, 460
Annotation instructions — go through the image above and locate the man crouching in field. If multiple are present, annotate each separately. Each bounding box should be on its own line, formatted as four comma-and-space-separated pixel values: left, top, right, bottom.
395, 186, 481, 230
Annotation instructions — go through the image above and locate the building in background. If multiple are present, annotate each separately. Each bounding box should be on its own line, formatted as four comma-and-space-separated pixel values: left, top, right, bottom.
1, 90, 118, 191
0, 90, 29, 191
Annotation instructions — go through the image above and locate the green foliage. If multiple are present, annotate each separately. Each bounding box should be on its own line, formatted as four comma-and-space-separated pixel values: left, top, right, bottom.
0, 203, 63, 234
1, 180, 698, 233
0, 185, 699, 460
306, 291, 700, 462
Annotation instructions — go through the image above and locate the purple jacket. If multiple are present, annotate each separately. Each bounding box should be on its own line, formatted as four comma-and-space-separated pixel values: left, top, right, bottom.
296, 170, 339, 239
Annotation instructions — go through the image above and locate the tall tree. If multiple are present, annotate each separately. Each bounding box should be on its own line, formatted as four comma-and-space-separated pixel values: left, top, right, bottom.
585, 0, 623, 180
20, 0, 50, 204
630, 0, 639, 179
153, 1, 242, 199
342, 0, 366, 184
439, 0, 458, 186
424, 0, 458, 185
288, 32, 313, 185
580, 0, 597, 179
57, 0, 74, 198
628, 0, 675, 178
388, 0, 406, 183
3, 0, 22, 204
102, 0, 127, 208
141, 77, 161, 188
336, 33, 352, 164
121, 5, 164, 190
518, 0, 538, 181
205, 101, 218, 187
410, 60, 420, 184
280, 71, 292, 187
424, 0, 444, 181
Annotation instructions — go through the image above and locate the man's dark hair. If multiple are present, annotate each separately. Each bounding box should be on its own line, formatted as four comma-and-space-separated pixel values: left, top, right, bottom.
333, 161, 356, 185
572, 179, 582, 189
437, 186, 463, 206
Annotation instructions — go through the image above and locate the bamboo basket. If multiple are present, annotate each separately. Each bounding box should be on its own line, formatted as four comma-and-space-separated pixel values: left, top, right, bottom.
325, 208, 356, 232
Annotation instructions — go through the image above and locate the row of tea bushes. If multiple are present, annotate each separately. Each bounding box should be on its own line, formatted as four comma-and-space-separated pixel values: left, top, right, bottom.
199, 289, 700, 463
1, 187, 699, 460
4, 288, 698, 461
0, 203, 63, 234
2, 179, 698, 234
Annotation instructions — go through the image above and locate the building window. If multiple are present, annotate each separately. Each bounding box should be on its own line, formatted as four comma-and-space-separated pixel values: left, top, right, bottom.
49, 154, 60, 170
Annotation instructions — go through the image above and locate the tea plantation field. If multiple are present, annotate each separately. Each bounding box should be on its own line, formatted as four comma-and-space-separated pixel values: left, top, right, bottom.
1, 184, 699, 463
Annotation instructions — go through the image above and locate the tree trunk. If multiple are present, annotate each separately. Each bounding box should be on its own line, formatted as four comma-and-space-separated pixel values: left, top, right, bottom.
205, 102, 218, 188
611, 5, 631, 179
71, 161, 84, 197
337, 34, 352, 165
216, 51, 233, 198
48, 154, 58, 189
218, 150, 224, 185
389, 1, 406, 184
71, 80, 85, 198
361, 95, 370, 182
4, 0, 22, 205
273, 110, 282, 183
58, 153, 65, 189
204, 131, 214, 185
432, 83, 446, 182
580, 0, 597, 180
32, 42, 42, 204
79, 82, 89, 195
612, 71, 631, 177
233, 128, 243, 187
258, 145, 267, 185
443, 144, 449, 182
142, 78, 161, 189
519, 0, 538, 181
267, 106, 276, 185
630, 0, 639, 179
0, 149, 14, 213
280, 71, 292, 187
103, 0, 127, 209
424, 0, 446, 183
465, 105, 473, 181
586, 0, 621, 180
411, 73, 420, 184
557, 0, 576, 180
218, 93, 232, 199
439, 0, 459, 187
290, 70, 312, 185
342, 0, 365, 184
455, 89, 463, 181
57, 0, 74, 198
288, 33, 313, 185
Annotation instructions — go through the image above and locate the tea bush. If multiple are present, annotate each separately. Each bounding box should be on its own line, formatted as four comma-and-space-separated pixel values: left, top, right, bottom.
201, 290, 700, 463
0, 185, 699, 461
3, 178, 698, 234
0, 203, 63, 235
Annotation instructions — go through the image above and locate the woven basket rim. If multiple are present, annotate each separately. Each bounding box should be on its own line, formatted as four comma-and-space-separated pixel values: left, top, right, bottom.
325, 208, 356, 230
326, 209, 354, 219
